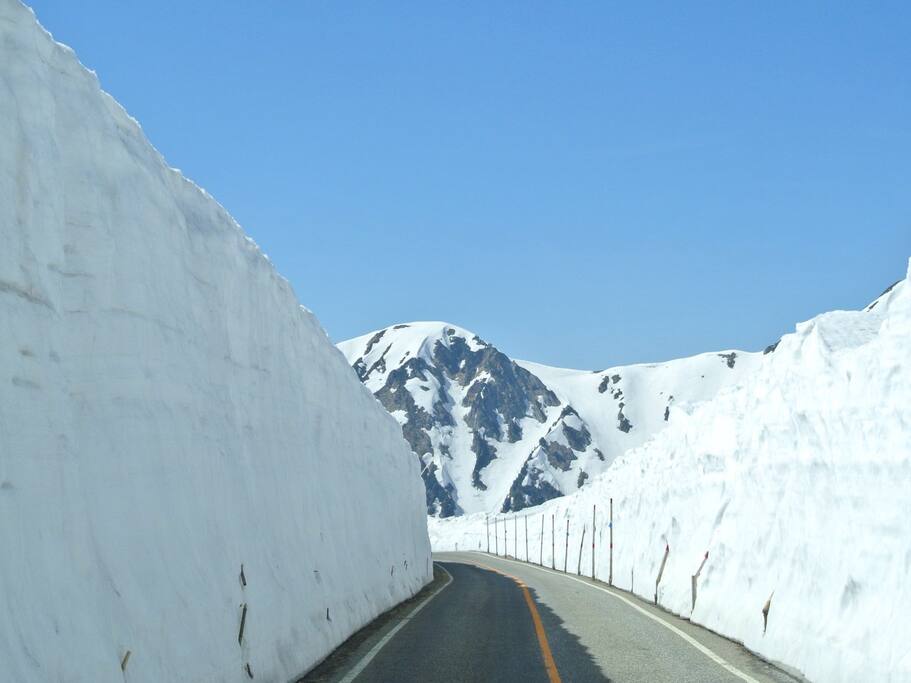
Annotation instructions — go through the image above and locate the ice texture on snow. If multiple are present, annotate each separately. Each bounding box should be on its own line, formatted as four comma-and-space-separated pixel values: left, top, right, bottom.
0, 2, 430, 681
431, 264, 911, 682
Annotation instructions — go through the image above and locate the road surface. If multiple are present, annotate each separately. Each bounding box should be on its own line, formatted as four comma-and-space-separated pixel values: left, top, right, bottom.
302, 551, 805, 683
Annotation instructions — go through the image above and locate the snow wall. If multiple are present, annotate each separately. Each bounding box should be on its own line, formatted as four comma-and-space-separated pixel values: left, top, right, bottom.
431, 263, 911, 683
0, 2, 431, 681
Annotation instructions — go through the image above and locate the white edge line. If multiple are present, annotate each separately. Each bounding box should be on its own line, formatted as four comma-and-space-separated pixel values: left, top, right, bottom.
338, 563, 454, 683
466, 553, 761, 683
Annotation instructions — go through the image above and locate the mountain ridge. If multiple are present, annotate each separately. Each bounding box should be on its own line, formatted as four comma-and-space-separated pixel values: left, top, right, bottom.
339, 321, 760, 516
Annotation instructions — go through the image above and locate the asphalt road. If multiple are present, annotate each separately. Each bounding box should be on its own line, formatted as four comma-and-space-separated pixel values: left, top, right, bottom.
303, 552, 805, 683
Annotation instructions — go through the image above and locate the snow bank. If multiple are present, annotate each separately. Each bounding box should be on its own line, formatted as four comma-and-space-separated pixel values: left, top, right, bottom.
431, 266, 911, 682
0, 2, 430, 681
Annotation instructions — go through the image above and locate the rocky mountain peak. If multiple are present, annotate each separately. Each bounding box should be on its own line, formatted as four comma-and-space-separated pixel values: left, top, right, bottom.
339, 322, 759, 517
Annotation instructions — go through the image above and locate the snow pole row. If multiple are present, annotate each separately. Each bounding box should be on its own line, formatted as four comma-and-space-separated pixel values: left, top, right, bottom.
483, 500, 775, 634
237, 563, 254, 679
113, 565, 256, 678
486, 501, 610, 582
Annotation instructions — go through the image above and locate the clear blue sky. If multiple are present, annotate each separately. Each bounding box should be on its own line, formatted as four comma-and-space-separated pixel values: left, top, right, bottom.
28, 1, 910, 369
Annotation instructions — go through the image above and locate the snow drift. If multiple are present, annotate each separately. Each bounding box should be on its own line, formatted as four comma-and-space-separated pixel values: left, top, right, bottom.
431, 265, 911, 682
0, 2, 430, 681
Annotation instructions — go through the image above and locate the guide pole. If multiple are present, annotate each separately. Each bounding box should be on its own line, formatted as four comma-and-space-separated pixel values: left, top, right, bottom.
551, 515, 555, 569
524, 515, 529, 562
609, 498, 613, 586
577, 525, 586, 575
592, 504, 596, 579
514, 516, 518, 558
540, 514, 544, 566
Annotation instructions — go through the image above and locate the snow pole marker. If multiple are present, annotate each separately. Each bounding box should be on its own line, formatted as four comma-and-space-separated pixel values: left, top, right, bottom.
564, 519, 569, 573
524, 515, 529, 562
505, 517, 508, 557
592, 505, 596, 579
551, 515, 555, 569
654, 543, 670, 605
608, 497, 613, 586
577, 524, 586, 575
540, 514, 545, 566
238, 603, 248, 645
762, 592, 774, 634
120, 650, 131, 673
494, 517, 499, 556
514, 515, 518, 558
486, 515, 489, 553
691, 551, 709, 611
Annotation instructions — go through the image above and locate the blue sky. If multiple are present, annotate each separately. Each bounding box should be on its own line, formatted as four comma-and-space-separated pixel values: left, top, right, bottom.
28, 1, 910, 369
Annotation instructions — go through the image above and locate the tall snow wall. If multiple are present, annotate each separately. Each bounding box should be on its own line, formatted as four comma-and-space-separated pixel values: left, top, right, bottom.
431, 263, 911, 683
0, 1, 431, 681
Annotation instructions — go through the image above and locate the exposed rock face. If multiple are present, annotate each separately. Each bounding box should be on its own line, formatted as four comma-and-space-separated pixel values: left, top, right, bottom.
718, 352, 738, 368
339, 323, 761, 517
339, 323, 588, 516
503, 406, 600, 512
616, 403, 633, 432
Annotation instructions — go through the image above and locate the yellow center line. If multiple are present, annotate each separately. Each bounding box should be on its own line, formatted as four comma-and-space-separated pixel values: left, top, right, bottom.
474, 561, 562, 683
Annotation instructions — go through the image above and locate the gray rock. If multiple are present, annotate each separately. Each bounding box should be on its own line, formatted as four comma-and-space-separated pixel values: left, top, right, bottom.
718, 352, 737, 368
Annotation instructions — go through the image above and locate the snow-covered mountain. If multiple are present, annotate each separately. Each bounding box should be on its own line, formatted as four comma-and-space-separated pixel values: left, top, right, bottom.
430, 264, 911, 682
0, 2, 429, 681
339, 322, 761, 517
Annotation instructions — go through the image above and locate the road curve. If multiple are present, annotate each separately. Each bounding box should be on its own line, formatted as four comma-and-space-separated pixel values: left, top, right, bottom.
303, 552, 804, 683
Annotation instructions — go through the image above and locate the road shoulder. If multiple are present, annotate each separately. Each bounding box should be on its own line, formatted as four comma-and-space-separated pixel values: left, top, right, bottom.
297, 564, 451, 683
441, 551, 807, 683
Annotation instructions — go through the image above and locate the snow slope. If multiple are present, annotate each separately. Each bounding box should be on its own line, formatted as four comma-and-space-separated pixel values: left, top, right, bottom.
0, 2, 430, 681
519, 348, 764, 472
430, 264, 911, 682
339, 321, 757, 517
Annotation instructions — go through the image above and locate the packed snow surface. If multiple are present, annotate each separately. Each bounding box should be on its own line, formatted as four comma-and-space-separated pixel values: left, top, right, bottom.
0, 2, 430, 681
431, 266, 911, 683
